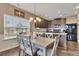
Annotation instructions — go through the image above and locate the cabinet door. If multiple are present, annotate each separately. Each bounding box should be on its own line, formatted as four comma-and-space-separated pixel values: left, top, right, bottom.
35, 19, 48, 28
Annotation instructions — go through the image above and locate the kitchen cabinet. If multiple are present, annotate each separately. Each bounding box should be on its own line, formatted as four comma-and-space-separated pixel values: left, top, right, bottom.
35, 19, 49, 28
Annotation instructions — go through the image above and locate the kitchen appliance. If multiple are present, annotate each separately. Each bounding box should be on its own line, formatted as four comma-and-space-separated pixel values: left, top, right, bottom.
66, 24, 77, 41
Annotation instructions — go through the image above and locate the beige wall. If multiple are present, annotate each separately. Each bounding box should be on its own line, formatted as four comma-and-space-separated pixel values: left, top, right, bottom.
0, 3, 37, 52
66, 16, 77, 24
0, 14, 4, 34
77, 15, 79, 42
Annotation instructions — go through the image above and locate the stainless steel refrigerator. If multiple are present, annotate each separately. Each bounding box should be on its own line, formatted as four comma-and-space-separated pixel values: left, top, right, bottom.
66, 24, 77, 41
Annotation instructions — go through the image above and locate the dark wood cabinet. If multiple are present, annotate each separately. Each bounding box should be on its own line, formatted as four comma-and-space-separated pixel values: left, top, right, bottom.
35, 19, 49, 28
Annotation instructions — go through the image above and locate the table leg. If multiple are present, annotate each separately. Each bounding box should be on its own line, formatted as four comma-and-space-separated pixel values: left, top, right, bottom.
43, 47, 46, 56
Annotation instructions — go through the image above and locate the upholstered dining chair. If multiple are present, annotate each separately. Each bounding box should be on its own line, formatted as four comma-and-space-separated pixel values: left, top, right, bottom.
17, 33, 38, 56
37, 36, 60, 56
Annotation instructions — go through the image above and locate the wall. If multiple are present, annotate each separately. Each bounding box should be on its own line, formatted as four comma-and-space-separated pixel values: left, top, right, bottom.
66, 16, 77, 24
77, 15, 79, 42
0, 14, 4, 34
0, 3, 45, 52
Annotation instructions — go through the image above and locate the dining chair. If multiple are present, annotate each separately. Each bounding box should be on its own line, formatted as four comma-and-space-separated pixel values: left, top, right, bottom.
17, 33, 38, 56
37, 36, 60, 56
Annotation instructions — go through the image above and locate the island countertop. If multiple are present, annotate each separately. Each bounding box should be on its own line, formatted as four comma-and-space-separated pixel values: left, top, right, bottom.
45, 32, 67, 35
51, 33, 67, 35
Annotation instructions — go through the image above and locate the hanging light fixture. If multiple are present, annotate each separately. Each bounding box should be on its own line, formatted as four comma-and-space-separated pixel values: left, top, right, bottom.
29, 3, 41, 23
29, 17, 34, 21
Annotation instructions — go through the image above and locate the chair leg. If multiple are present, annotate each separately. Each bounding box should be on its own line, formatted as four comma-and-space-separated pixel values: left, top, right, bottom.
19, 48, 21, 56
23, 51, 25, 56
54, 50, 57, 56
54, 51, 56, 56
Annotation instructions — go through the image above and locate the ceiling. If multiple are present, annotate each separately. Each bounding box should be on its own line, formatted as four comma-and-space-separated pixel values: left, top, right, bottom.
10, 3, 79, 20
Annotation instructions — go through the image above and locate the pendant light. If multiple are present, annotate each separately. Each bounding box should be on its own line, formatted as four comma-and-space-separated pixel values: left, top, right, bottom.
29, 3, 41, 23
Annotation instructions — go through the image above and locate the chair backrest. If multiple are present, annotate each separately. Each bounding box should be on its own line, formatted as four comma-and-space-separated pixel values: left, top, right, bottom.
45, 33, 53, 39
50, 36, 60, 56
22, 35, 33, 55
18, 34, 33, 55
36, 32, 43, 37
55, 36, 60, 49
17, 34, 23, 47
17, 34, 20, 44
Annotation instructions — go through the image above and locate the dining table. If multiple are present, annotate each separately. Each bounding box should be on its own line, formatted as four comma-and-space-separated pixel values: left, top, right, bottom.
32, 37, 55, 56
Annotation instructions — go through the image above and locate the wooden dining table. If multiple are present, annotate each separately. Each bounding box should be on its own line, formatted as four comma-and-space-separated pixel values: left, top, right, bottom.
32, 37, 55, 56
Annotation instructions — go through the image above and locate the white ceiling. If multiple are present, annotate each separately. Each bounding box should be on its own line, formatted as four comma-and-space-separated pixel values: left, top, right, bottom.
10, 3, 79, 20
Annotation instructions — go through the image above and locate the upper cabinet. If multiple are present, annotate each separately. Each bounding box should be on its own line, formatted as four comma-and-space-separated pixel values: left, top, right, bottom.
35, 19, 49, 28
